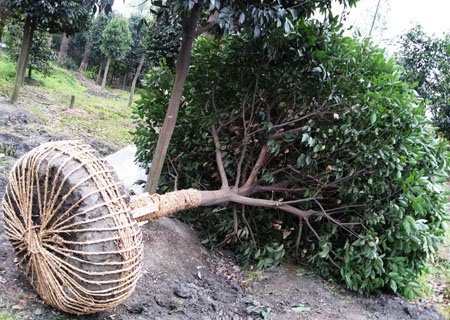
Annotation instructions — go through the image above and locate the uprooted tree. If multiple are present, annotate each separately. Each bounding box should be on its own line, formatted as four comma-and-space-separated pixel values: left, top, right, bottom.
133, 20, 449, 298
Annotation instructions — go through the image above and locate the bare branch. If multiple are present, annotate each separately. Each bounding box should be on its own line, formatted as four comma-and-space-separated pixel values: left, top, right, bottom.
211, 125, 229, 189
241, 144, 270, 190
241, 205, 256, 246
230, 193, 321, 219
295, 217, 303, 258
194, 22, 216, 37
167, 157, 179, 191
235, 94, 250, 188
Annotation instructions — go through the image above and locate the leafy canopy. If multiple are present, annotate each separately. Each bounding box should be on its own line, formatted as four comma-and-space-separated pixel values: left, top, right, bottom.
100, 17, 133, 59
0, 0, 112, 34
133, 20, 449, 298
396, 25, 450, 139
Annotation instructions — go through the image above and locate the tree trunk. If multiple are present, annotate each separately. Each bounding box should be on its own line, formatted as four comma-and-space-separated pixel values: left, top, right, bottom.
0, 20, 4, 44
101, 55, 112, 90
96, 61, 103, 84
369, 0, 381, 36
144, 4, 202, 194
122, 72, 128, 90
58, 33, 70, 62
47, 37, 52, 48
109, 62, 115, 87
128, 54, 145, 108
28, 66, 32, 79
10, 16, 32, 103
21, 23, 35, 87
132, 187, 317, 224
79, 46, 91, 71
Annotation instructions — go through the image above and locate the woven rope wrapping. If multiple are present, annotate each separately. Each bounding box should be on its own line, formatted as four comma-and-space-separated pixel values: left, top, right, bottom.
1, 140, 143, 315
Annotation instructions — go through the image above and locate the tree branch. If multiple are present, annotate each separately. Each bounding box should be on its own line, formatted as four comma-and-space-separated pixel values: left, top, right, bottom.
211, 125, 229, 189
195, 21, 216, 36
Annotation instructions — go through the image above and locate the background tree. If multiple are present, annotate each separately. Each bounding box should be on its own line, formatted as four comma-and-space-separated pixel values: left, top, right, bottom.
133, 21, 449, 298
79, 13, 112, 72
100, 17, 132, 90
126, 14, 150, 107
143, 0, 360, 195
0, 0, 112, 102
127, 9, 182, 108
5, 23, 56, 79
57, 33, 70, 62
396, 25, 450, 139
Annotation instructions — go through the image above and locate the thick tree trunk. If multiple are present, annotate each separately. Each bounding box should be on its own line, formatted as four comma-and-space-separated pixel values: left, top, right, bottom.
128, 54, 145, 108
79, 46, 91, 71
132, 187, 318, 223
10, 16, 32, 103
101, 55, 112, 90
144, 4, 201, 194
96, 61, 103, 84
57, 33, 70, 62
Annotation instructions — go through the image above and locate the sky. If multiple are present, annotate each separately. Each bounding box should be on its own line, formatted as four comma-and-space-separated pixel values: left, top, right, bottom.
341, 0, 450, 41
113, 0, 450, 48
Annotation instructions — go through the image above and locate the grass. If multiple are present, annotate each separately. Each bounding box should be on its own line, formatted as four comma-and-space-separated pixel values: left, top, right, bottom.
0, 51, 140, 149
418, 225, 450, 319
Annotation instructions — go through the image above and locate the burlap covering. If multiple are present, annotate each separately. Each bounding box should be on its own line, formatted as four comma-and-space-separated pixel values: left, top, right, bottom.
1, 140, 143, 314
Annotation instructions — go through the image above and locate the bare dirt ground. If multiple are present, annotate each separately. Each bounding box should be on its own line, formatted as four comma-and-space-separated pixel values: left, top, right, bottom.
0, 96, 447, 320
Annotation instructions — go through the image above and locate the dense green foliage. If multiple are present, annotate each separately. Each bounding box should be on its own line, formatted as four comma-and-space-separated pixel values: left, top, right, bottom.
0, 0, 110, 35
396, 26, 450, 139
5, 24, 56, 75
100, 17, 132, 60
145, 9, 181, 69
164, 0, 358, 37
133, 22, 449, 298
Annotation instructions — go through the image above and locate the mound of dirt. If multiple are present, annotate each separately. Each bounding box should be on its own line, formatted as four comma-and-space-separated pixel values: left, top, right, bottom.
84, 88, 125, 100
0, 99, 447, 320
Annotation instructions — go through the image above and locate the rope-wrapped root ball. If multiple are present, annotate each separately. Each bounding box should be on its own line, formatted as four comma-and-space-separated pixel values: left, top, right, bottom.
1, 140, 143, 315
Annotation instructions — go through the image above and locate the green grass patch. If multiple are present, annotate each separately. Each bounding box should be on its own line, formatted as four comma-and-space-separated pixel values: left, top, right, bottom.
0, 52, 16, 85
0, 53, 141, 149
418, 223, 450, 318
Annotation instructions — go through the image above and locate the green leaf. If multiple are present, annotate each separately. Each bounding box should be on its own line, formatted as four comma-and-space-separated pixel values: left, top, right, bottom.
370, 112, 376, 124
292, 305, 312, 312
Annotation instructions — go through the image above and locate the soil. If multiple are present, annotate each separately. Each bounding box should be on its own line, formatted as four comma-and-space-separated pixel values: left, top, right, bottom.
0, 98, 447, 320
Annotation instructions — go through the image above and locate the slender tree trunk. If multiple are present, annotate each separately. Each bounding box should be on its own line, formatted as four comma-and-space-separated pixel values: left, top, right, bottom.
10, 16, 32, 103
122, 72, 128, 90
101, 55, 112, 90
109, 62, 115, 87
21, 23, 35, 87
28, 66, 32, 79
128, 54, 145, 108
47, 37, 52, 49
79, 46, 91, 71
144, 4, 202, 193
0, 20, 4, 44
369, 0, 381, 36
96, 61, 103, 84
58, 33, 70, 62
